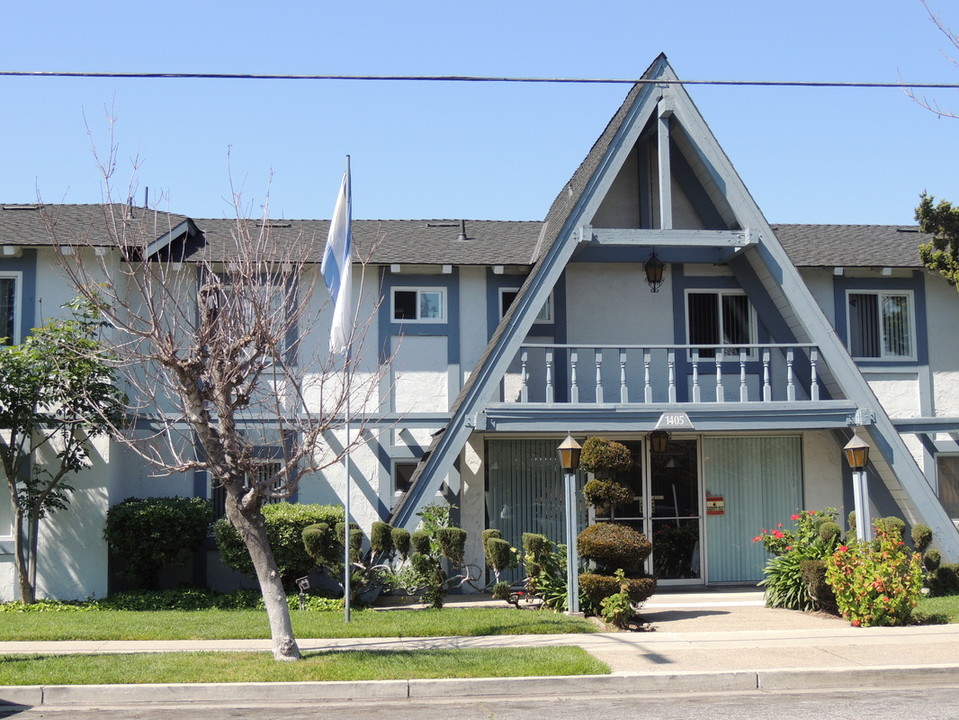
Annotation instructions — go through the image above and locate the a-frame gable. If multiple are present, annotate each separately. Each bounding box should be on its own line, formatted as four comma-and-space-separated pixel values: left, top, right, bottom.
389, 56, 959, 559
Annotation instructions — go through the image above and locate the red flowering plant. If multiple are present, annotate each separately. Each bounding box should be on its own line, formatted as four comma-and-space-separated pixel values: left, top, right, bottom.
825, 524, 923, 627
753, 509, 842, 611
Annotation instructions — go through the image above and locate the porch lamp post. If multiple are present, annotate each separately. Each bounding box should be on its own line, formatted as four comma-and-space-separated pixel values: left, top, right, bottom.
557, 434, 582, 614
843, 434, 872, 542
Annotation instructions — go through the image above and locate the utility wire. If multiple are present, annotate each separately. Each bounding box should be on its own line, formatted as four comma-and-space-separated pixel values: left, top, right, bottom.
0, 70, 957, 89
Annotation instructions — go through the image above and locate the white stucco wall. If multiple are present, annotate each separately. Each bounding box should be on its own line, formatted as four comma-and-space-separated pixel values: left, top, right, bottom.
802, 430, 845, 518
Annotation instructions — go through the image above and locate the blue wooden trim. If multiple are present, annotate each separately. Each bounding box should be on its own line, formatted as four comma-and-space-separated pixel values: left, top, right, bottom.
1, 250, 37, 342
670, 137, 726, 230
483, 400, 858, 432
378, 269, 459, 363
485, 269, 561, 340
833, 271, 927, 367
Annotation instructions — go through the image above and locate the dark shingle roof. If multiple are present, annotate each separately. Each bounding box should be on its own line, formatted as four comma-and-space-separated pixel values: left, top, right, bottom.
773, 224, 928, 269
189, 218, 542, 265
0, 204, 189, 247
0, 205, 933, 271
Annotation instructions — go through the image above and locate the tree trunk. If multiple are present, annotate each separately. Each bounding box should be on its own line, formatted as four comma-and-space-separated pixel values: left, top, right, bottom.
12, 505, 36, 604
224, 492, 301, 661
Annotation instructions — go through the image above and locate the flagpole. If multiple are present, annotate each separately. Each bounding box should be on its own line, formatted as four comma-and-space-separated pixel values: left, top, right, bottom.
341, 156, 353, 623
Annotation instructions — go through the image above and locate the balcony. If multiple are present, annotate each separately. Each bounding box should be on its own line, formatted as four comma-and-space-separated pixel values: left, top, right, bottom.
482, 343, 858, 433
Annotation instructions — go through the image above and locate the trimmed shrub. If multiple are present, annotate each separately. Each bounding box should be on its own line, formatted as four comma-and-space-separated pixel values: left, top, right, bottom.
925, 548, 942, 572
370, 521, 394, 555
436, 527, 467, 567
580, 573, 656, 613
410, 529, 431, 555
392, 528, 411, 559
104, 496, 213, 589
928, 563, 959, 597
582, 479, 633, 515
214, 502, 343, 590
799, 558, 837, 614
875, 516, 906, 538
579, 437, 633, 478
577, 522, 651, 574
912, 523, 933, 555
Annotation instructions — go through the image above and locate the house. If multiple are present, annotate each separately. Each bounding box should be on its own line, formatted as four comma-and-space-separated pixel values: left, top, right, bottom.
2, 54, 959, 600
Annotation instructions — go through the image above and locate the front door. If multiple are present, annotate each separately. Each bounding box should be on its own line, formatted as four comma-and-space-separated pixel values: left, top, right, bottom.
649, 438, 702, 584
590, 437, 703, 585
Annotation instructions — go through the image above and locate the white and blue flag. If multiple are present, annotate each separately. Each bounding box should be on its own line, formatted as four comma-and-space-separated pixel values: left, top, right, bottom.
321, 158, 352, 355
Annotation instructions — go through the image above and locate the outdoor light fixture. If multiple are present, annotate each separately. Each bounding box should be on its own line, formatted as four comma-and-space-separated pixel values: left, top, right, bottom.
557, 434, 582, 615
843, 433, 872, 542
557, 433, 582, 471
649, 430, 670, 454
643, 250, 665, 293
843, 435, 870, 470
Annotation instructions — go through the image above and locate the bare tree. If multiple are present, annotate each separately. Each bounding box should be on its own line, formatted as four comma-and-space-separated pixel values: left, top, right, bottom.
905, 1, 959, 118
44, 144, 384, 660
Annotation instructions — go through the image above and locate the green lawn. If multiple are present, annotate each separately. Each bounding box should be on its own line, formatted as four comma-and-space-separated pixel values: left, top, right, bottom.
0, 647, 609, 685
916, 594, 959, 624
0, 607, 596, 642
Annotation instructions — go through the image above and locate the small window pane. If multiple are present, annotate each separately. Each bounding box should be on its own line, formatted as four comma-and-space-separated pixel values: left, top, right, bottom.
393, 290, 416, 320
0, 277, 15, 345
394, 462, 418, 494
420, 291, 443, 320
938, 456, 959, 520
882, 295, 911, 358
688, 293, 719, 357
501, 290, 517, 317
849, 294, 879, 358
722, 295, 750, 347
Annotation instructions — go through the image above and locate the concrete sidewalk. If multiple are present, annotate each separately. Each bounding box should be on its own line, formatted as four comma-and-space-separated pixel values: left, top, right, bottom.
3, 589, 959, 707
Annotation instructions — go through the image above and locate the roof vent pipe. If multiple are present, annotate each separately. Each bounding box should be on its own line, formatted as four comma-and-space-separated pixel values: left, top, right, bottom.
458, 219, 467, 242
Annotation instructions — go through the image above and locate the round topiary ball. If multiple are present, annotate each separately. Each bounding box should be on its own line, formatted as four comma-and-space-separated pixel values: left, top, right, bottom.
580, 437, 633, 479
577, 522, 651, 573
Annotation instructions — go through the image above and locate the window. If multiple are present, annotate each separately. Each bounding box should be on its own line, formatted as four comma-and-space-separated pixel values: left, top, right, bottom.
938, 456, 959, 520
212, 461, 283, 519
847, 291, 914, 360
499, 288, 552, 323
393, 461, 418, 494
0, 273, 21, 345
687, 291, 755, 358
392, 288, 445, 322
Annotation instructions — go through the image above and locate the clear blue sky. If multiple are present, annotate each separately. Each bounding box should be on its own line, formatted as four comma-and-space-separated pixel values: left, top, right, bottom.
2, 1, 957, 225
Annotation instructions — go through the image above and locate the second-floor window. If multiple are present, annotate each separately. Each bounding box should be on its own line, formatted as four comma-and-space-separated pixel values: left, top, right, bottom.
392, 288, 445, 322
499, 288, 553, 323
847, 291, 914, 360
0, 273, 20, 345
686, 291, 755, 358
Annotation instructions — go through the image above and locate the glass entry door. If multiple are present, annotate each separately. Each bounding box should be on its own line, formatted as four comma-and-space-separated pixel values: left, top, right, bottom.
649, 438, 702, 583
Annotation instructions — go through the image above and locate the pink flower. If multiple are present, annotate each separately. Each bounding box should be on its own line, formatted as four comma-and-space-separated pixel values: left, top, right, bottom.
808, 510, 816, 515
838, 545, 848, 552
785, 545, 793, 551
752, 536, 762, 543
791, 514, 801, 521
777, 522, 783, 528
772, 530, 785, 539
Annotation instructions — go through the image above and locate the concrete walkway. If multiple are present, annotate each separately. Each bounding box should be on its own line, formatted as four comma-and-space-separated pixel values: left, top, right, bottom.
3, 589, 959, 707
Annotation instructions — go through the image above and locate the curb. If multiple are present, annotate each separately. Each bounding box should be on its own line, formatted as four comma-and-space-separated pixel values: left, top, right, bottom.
3, 664, 959, 707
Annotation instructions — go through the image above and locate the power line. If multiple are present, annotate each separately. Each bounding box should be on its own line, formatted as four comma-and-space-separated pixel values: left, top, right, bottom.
0, 70, 957, 89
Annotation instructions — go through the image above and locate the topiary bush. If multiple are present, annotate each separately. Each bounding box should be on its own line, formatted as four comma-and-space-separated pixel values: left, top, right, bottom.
579, 572, 656, 614
577, 522, 651, 574
928, 563, 959, 597
582, 479, 633, 516
912, 523, 933, 555
104, 496, 213, 590
579, 437, 633, 479
215, 502, 343, 590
